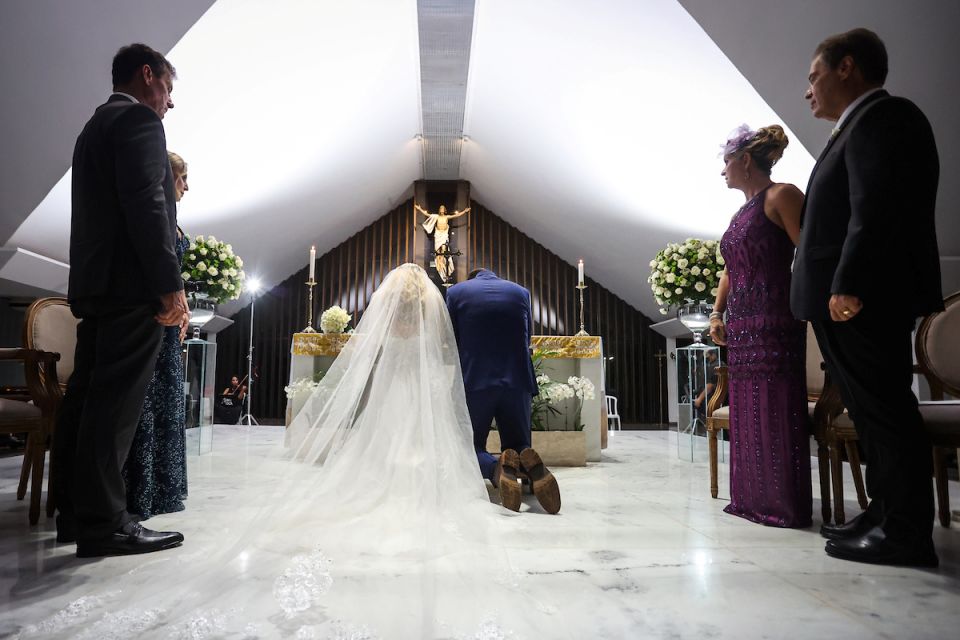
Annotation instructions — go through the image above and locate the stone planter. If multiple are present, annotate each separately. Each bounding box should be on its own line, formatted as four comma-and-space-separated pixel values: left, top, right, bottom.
485, 430, 586, 467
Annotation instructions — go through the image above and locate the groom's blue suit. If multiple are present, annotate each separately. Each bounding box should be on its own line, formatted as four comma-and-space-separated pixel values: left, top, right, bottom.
446, 270, 538, 480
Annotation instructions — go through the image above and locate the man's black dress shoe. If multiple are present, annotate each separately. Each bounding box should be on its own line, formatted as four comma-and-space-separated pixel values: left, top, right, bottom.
820, 511, 877, 540
76, 521, 184, 558
825, 525, 938, 568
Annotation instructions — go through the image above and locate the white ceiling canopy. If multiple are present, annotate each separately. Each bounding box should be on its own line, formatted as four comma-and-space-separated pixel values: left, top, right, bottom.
3, 1, 957, 320
462, 0, 814, 316
8, 0, 424, 313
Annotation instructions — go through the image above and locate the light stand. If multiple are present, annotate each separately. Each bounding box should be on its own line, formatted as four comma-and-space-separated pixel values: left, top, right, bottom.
239, 282, 261, 426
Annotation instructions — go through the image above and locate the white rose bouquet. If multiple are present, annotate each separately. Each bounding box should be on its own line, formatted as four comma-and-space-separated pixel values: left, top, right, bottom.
647, 238, 724, 315
320, 305, 352, 334
181, 234, 246, 303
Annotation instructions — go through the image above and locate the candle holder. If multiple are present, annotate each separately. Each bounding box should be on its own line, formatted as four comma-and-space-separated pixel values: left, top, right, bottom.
302, 279, 318, 333
575, 283, 589, 336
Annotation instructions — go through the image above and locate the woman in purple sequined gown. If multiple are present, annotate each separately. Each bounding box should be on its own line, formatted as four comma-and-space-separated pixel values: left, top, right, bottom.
709, 125, 811, 528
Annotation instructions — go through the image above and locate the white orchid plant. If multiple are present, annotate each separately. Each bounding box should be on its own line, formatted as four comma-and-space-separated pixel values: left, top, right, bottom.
181, 234, 246, 304
647, 238, 724, 315
530, 350, 595, 431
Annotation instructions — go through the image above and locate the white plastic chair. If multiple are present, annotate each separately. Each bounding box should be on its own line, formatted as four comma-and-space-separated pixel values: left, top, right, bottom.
605, 395, 621, 431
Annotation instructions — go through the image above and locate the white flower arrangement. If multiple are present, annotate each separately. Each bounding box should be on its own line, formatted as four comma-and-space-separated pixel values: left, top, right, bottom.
181, 234, 246, 303
647, 238, 723, 315
531, 351, 595, 431
320, 305, 352, 334
567, 375, 596, 401
284, 377, 320, 399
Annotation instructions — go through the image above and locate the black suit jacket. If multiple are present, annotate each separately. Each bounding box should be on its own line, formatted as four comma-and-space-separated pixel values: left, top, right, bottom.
791, 90, 942, 321
68, 95, 183, 310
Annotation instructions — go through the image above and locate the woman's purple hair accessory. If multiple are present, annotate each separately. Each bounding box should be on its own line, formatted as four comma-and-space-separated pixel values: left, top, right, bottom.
720, 124, 756, 157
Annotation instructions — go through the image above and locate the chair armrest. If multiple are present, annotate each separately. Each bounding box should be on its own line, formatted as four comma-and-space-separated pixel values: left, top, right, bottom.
706, 365, 728, 417
7, 349, 64, 416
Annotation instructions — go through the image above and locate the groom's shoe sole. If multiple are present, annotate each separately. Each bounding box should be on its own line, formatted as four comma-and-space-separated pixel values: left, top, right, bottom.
520, 448, 561, 514
497, 449, 522, 512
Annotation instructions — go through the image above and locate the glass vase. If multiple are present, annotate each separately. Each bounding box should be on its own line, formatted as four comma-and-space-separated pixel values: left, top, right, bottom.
677, 302, 712, 347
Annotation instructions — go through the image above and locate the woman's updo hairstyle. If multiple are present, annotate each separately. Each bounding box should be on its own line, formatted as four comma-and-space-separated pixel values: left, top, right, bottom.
741, 125, 789, 176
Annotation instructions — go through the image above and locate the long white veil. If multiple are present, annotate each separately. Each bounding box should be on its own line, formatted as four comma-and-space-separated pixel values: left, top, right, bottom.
284, 262, 487, 522
14, 264, 562, 639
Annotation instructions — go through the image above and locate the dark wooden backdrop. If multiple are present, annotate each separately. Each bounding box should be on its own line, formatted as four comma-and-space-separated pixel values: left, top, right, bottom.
214, 197, 665, 424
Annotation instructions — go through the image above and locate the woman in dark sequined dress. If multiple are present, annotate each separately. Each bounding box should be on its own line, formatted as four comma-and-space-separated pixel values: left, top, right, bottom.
123, 151, 190, 518
709, 125, 812, 528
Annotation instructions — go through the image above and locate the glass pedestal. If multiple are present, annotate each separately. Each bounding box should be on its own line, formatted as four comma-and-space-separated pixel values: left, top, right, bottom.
183, 334, 216, 455
675, 345, 720, 461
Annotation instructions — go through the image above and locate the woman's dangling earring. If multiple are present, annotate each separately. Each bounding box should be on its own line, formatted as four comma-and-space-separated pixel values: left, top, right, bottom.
745, 170, 751, 180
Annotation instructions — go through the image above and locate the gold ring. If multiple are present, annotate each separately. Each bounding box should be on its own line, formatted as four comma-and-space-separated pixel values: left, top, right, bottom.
842, 310, 852, 316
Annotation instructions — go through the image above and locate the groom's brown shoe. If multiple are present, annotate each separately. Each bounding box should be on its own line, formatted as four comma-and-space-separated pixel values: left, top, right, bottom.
496, 449, 522, 512
519, 448, 561, 514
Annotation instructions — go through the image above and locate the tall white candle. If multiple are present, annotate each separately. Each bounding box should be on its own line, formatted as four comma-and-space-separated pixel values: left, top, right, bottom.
578, 259, 584, 285
309, 245, 316, 281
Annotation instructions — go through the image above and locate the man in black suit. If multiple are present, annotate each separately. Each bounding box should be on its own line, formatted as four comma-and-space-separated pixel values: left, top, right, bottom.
53, 44, 189, 557
791, 29, 942, 567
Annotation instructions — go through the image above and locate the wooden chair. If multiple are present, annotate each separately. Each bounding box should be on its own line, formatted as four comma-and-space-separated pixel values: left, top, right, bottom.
706, 324, 867, 523
915, 290, 960, 528
0, 348, 60, 524
0, 298, 77, 524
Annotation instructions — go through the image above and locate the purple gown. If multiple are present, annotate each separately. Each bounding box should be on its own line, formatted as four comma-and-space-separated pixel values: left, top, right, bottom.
720, 186, 812, 528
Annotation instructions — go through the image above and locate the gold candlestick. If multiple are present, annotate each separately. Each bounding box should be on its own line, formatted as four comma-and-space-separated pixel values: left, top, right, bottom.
302, 279, 318, 333
575, 283, 589, 336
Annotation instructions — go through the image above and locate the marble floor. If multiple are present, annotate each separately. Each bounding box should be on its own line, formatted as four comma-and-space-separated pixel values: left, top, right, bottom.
1, 427, 958, 639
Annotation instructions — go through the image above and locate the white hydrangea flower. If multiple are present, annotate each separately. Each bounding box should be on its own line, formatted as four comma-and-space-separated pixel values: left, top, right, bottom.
181, 272, 190, 281
702, 268, 711, 276
689, 266, 701, 276
665, 273, 676, 284
660, 308, 669, 315
675, 287, 683, 295
677, 258, 689, 269
208, 267, 218, 276
664, 291, 672, 298
207, 235, 217, 245
219, 253, 227, 260
195, 235, 204, 243
694, 282, 706, 292
710, 288, 719, 296
320, 305, 352, 333
196, 261, 206, 271
199, 247, 208, 255
237, 258, 244, 267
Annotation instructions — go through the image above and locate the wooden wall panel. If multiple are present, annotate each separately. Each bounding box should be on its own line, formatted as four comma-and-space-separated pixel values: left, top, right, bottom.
215, 198, 665, 424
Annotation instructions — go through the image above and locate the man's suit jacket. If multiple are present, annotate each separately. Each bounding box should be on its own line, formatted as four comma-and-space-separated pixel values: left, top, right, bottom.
69, 95, 183, 310
791, 90, 942, 321
446, 270, 538, 395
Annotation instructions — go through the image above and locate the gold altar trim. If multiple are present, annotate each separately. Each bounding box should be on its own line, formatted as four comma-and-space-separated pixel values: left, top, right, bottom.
292, 332, 352, 356
292, 333, 599, 359
531, 336, 601, 359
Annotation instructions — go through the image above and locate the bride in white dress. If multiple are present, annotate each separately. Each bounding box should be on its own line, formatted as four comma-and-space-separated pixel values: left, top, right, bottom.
15, 264, 560, 639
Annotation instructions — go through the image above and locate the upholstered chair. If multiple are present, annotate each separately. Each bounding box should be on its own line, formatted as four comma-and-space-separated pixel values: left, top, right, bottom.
0, 298, 78, 524
915, 291, 960, 528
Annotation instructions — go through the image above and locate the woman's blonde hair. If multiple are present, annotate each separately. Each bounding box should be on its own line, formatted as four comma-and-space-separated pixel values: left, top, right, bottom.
168, 150, 187, 178
741, 125, 789, 175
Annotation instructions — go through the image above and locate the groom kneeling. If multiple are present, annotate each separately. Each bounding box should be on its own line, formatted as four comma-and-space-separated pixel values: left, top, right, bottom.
446, 268, 561, 514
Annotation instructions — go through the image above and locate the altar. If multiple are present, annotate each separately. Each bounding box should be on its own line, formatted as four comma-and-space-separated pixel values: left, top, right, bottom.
286, 333, 606, 462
